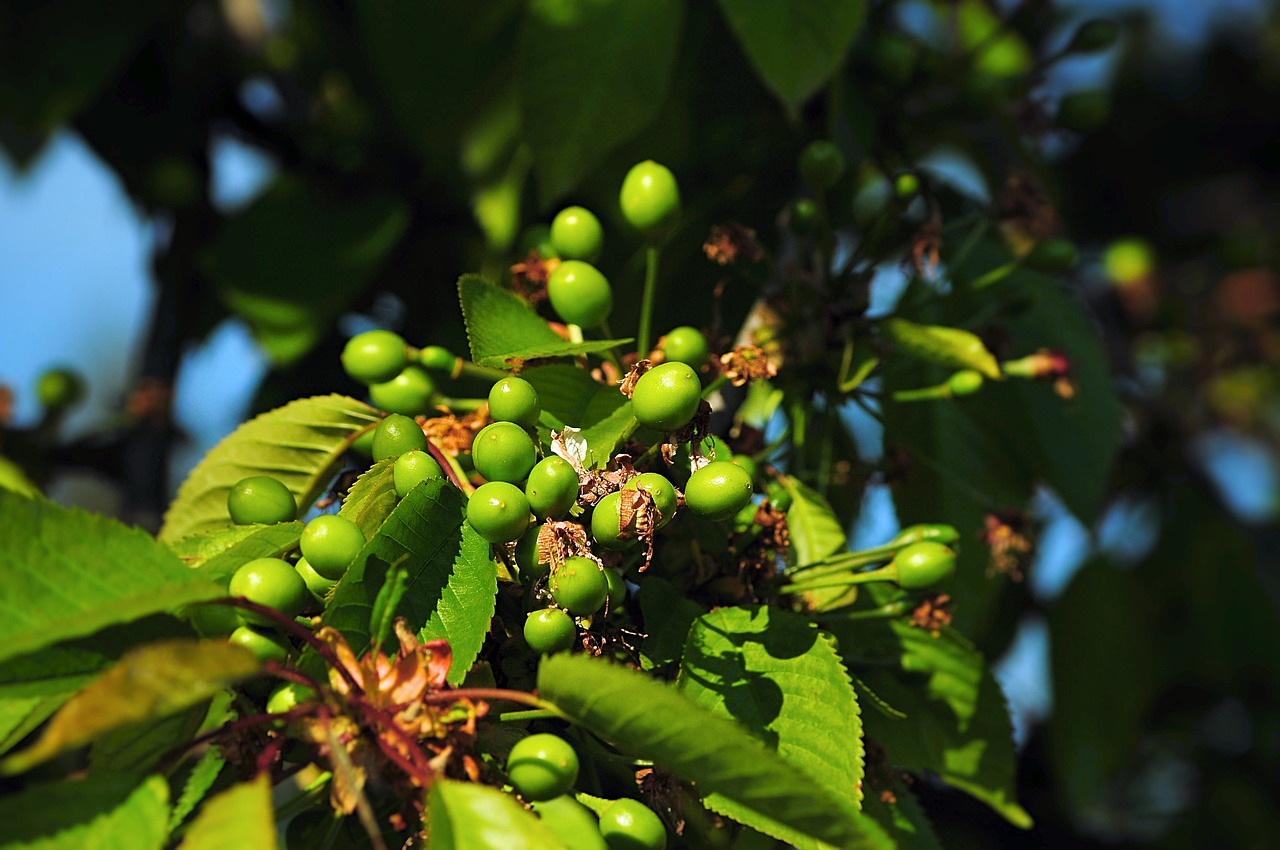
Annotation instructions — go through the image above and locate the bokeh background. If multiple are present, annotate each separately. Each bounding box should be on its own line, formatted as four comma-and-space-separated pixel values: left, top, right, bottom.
2, 0, 1278, 847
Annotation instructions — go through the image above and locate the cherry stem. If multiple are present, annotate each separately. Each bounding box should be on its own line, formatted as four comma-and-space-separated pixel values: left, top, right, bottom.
215, 598, 364, 695
426, 437, 474, 495
426, 688, 563, 715
815, 602, 910, 622
158, 703, 323, 773
637, 245, 660, 358
784, 564, 897, 595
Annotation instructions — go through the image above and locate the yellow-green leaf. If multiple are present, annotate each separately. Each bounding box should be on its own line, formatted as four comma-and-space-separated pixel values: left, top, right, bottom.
179, 775, 278, 850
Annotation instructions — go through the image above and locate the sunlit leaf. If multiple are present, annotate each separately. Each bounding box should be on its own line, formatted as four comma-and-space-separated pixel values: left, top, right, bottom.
160, 395, 380, 543
0, 774, 169, 850
428, 779, 567, 850
178, 775, 277, 850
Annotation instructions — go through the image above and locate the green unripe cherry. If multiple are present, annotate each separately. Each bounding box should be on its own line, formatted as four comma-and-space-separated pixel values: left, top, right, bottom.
891, 523, 960, 547
35, 367, 85, 410
947, 370, 985, 397
514, 524, 552, 581
598, 798, 668, 850
369, 365, 436, 415
188, 603, 241, 638
798, 140, 846, 191
549, 205, 604, 262
506, 733, 580, 802
228, 625, 290, 664
622, 472, 678, 527
550, 556, 609, 616
229, 557, 310, 625
418, 345, 456, 372
341, 330, 407, 385
619, 160, 680, 238
489, 377, 541, 428
603, 567, 626, 612
294, 557, 336, 599
661, 326, 709, 366
372, 414, 427, 461
895, 173, 921, 200
227, 475, 297, 525
591, 490, 636, 551
393, 449, 444, 498
547, 260, 613, 329
684, 461, 754, 522
890, 541, 957, 589
300, 515, 366, 580
789, 198, 820, 235
524, 608, 578, 655
472, 421, 538, 484
631, 362, 701, 432
467, 481, 532, 543
531, 795, 608, 850
525, 456, 580, 520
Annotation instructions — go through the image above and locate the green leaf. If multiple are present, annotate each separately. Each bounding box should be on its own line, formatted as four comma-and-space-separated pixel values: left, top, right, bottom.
428, 779, 568, 850
677, 606, 865, 807
717, 0, 866, 118
323, 478, 497, 685
879, 317, 1001, 378
0, 491, 224, 666
178, 776, 278, 850
517, 0, 683, 202
860, 778, 942, 850
89, 701, 207, 775
538, 654, 891, 849
0, 640, 260, 775
339, 458, 399, 539
184, 523, 304, 587
160, 395, 380, 543
0, 454, 38, 496
0, 774, 169, 850
204, 176, 409, 365
521, 364, 637, 466
458, 274, 630, 367
168, 728, 228, 832
637, 575, 703, 671
779, 476, 847, 567
857, 662, 1030, 828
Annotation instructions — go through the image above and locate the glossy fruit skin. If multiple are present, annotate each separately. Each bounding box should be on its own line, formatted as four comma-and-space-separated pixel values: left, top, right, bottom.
472, 421, 538, 484
547, 260, 613, 328
188, 602, 241, 637
418, 344, 456, 372
229, 625, 290, 664
229, 557, 310, 625
620, 160, 680, 237
947, 370, 985, 397
266, 681, 314, 715
393, 449, 445, 498
765, 480, 793, 512
514, 524, 551, 581
631, 362, 701, 432
372, 414, 427, 461
599, 798, 667, 850
524, 608, 577, 655
369, 365, 436, 415
507, 733, 580, 802
489, 377, 541, 428
525, 456, 580, 520
798, 140, 845, 191
684, 461, 754, 522
550, 556, 609, 615
603, 568, 626, 612
622, 472, 678, 527
531, 795, 608, 850
300, 515, 366, 580
227, 475, 297, 525
294, 557, 336, 599
467, 481, 532, 543
892, 523, 959, 547
730, 454, 757, 483
591, 491, 637, 551
549, 205, 604, 262
341, 330, 407, 385
349, 427, 376, 458
891, 541, 957, 589
661, 326, 708, 366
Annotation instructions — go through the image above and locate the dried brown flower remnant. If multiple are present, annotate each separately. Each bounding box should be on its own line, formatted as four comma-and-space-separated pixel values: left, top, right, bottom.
619, 359, 652, 397
509, 251, 558, 302
423, 408, 487, 457
909, 593, 954, 635
981, 513, 1034, 581
703, 222, 764, 266
719, 345, 778, 387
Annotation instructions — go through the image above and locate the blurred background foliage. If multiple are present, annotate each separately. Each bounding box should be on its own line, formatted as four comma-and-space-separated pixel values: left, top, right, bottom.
1, 0, 1278, 847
